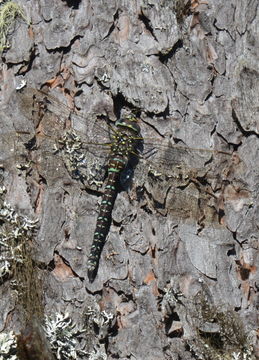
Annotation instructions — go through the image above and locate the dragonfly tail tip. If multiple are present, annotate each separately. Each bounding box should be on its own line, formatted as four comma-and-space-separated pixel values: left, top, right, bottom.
87, 269, 97, 283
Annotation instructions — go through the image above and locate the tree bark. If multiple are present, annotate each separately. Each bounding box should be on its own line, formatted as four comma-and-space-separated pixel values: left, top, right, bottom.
0, 0, 258, 359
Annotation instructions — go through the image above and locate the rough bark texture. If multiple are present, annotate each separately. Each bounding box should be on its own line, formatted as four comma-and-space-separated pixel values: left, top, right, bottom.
0, 1, 258, 359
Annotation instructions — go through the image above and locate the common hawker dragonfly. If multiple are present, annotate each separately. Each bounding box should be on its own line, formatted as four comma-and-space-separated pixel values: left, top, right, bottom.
1, 87, 236, 282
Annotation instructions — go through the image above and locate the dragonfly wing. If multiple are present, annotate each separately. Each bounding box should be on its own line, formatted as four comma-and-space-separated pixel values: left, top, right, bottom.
16, 87, 112, 146
11, 88, 114, 186
135, 138, 233, 226
141, 138, 232, 179
11, 88, 233, 224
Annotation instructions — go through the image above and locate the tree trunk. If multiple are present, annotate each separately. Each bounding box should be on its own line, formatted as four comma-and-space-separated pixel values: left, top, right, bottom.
0, 0, 258, 359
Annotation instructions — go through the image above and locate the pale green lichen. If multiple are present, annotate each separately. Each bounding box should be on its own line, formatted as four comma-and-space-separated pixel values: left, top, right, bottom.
0, 0, 28, 51
0, 188, 38, 284
85, 305, 114, 341
0, 312, 88, 360
85, 306, 114, 329
56, 130, 105, 189
44, 312, 87, 359
0, 331, 17, 360
55, 130, 88, 181
88, 344, 107, 360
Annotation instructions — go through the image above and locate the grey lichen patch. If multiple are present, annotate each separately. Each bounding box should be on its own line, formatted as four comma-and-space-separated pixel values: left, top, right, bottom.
0, 189, 87, 360
87, 344, 107, 360
0, 186, 47, 359
55, 130, 88, 181
55, 130, 105, 189
0, 331, 17, 360
0, 312, 88, 360
0, 0, 27, 51
0, 186, 38, 285
44, 312, 87, 360
43, 307, 114, 360
85, 306, 115, 340
81, 305, 115, 359
0, 187, 52, 359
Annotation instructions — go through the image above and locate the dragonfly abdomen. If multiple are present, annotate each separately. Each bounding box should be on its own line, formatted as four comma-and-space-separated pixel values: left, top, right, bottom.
87, 157, 127, 283
87, 116, 142, 283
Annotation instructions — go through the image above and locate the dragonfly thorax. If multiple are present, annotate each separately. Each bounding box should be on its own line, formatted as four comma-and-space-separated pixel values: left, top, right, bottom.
110, 117, 142, 157
111, 133, 139, 156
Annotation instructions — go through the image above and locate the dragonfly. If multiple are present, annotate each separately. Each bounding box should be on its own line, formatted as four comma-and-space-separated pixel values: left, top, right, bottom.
1, 87, 235, 282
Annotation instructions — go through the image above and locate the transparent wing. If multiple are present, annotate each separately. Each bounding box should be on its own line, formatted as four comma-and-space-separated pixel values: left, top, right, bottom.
16, 87, 232, 160
1, 88, 237, 228
15, 87, 112, 151
9, 87, 235, 190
